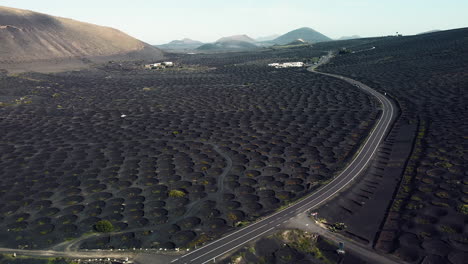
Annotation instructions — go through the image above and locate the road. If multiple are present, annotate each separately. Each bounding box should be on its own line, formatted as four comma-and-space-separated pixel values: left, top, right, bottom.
0, 52, 398, 264
286, 214, 405, 264
0, 247, 138, 261
171, 52, 397, 264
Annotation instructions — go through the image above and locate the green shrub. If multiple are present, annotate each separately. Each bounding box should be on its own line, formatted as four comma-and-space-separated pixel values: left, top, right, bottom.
431, 201, 449, 207
439, 225, 456, 234
95, 220, 114, 233
458, 204, 468, 215
435, 191, 449, 199
169, 189, 186, 197
406, 202, 424, 210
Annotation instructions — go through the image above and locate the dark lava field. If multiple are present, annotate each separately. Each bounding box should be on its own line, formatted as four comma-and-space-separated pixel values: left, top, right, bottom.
320, 28, 468, 263
0, 47, 379, 250
1, 27, 466, 264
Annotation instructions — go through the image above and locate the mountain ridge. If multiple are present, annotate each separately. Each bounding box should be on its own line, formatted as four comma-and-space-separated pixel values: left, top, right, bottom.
273, 27, 331, 44
217, 34, 255, 43
0, 5, 163, 66
156, 38, 204, 51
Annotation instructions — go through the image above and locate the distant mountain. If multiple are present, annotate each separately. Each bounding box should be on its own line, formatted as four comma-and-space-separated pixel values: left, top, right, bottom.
196, 34, 258, 52
197, 40, 258, 52
168, 38, 203, 45
0, 6, 163, 65
156, 38, 204, 51
286, 39, 308, 45
255, 34, 280, 42
273, 27, 331, 45
217, 34, 255, 43
337, 35, 361, 40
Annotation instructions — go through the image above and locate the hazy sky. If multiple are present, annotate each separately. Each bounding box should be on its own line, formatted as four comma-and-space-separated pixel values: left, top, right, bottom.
2, 0, 467, 44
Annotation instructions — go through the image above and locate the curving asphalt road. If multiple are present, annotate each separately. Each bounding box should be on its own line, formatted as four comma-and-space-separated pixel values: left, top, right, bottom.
171, 53, 397, 264
0, 52, 398, 264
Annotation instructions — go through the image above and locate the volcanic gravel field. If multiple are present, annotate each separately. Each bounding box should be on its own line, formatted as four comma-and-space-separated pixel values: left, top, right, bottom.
0, 48, 380, 250
319, 28, 468, 263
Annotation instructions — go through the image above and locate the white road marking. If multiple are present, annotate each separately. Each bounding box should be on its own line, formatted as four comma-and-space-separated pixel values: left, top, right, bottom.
186, 223, 271, 262
177, 53, 395, 264
200, 227, 275, 264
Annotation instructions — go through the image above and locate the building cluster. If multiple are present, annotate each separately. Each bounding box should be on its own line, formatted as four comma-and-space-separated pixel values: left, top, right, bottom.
268, 62, 305, 69
145, 61, 174, 69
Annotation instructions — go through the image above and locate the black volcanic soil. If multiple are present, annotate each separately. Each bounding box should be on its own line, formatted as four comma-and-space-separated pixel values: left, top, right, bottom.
0, 46, 378, 249
220, 229, 366, 264
316, 117, 418, 245
319, 28, 468, 263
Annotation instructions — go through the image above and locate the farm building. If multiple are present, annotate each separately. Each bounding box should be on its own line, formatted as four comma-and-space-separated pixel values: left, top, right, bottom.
268, 62, 304, 69
144, 61, 174, 69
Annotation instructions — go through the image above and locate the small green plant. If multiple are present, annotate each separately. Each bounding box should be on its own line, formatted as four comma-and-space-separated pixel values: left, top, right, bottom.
435, 191, 449, 199
458, 204, 468, 215
418, 231, 431, 238
406, 202, 424, 210
95, 220, 114, 233
330, 222, 347, 231
235, 221, 249, 227
338, 48, 352, 54
227, 212, 240, 222
421, 178, 434, 184
415, 217, 430, 225
169, 189, 186, 198
311, 246, 331, 263
248, 246, 256, 253
15, 96, 32, 105
391, 199, 403, 211
431, 201, 449, 207
439, 225, 456, 234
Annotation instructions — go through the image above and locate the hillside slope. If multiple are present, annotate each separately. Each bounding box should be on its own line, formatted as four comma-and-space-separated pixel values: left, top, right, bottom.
217, 34, 255, 43
197, 35, 258, 52
156, 38, 204, 51
0, 6, 163, 64
274, 27, 331, 44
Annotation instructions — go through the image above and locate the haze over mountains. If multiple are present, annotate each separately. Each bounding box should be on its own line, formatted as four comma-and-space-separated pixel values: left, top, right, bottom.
255, 34, 280, 42
216, 34, 255, 43
272, 27, 332, 45
0, 5, 336, 62
156, 38, 204, 51
1, 5, 364, 65
160, 28, 333, 52
195, 34, 256, 51
0, 6, 163, 71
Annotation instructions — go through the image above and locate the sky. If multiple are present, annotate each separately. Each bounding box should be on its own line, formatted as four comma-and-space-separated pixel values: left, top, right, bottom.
1, 0, 467, 44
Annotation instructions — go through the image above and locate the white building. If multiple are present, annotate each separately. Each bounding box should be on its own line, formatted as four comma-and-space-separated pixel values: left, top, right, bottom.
145, 62, 174, 69
268, 62, 304, 69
